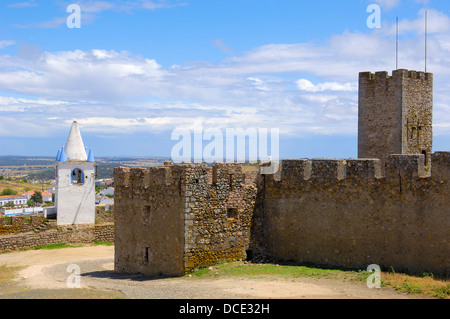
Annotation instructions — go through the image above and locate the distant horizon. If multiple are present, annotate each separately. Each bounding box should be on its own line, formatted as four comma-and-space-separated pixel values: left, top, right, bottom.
2, 132, 450, 161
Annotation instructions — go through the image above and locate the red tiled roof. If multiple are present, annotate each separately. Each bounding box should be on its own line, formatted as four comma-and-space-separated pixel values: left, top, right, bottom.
0, 195, 24, 199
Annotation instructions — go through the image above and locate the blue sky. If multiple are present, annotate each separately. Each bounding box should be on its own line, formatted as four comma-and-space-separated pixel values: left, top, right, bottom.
0, 0, 450, 159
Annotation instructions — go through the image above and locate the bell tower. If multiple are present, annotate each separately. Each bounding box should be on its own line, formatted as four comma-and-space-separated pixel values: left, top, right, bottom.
55, 121, 96, 225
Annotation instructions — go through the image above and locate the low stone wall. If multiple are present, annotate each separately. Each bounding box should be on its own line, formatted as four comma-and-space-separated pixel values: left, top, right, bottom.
95, 205, 115, 224
0, 223, 115, 253
0, 214, 47, 236
95, 223, 114, 243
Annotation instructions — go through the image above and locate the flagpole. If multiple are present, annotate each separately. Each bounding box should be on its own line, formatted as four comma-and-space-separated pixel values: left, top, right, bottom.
396, 17, 399, 70
425, 11, 428, 72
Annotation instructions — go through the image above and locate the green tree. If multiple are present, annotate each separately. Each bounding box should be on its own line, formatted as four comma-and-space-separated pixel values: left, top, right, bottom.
0, 175, 4, 180
31, 191, 43, 204
1, 189, 17, 196
4, 201, 15, 208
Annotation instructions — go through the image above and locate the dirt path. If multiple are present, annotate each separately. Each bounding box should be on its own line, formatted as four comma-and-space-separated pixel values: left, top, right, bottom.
0, 245, 422, 299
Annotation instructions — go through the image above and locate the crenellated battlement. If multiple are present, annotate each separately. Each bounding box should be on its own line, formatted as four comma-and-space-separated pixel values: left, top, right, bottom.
264, 152, 450, 185
113, 152, 450, 189
114, 162, 251, 192
359, 69, 433, 83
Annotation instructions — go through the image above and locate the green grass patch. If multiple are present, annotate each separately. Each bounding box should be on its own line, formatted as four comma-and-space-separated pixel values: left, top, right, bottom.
4, 216, 12, 225
93, 240, 114, 246
187, 261, 449, 299
432, 284, 450, 299
188, 261, 348, 280
30, 241, 114, 250
32, 243, 83, 250
394, 281, 423, 294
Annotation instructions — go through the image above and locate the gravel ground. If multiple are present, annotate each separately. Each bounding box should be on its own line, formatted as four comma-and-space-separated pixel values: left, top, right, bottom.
0, 245, 423, 300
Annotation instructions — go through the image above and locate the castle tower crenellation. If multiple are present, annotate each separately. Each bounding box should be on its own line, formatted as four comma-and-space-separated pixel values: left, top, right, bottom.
358, 69, 433, 167
263, 154, 433, 185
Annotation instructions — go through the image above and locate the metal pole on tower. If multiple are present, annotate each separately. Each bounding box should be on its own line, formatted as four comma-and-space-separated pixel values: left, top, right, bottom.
396, 17, 399, 70
425, 10, 428, 72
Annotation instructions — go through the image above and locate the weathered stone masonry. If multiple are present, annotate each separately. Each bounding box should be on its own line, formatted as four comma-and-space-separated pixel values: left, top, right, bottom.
252, 153, 449, 276
114, 154, 449, 277
0, 223, 114, 253
0, 213, 114, 252
358, 70, 433, 166
114, 163, 257, 276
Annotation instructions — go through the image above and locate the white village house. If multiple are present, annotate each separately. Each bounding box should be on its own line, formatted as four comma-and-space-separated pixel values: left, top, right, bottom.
0, 195, 27, 207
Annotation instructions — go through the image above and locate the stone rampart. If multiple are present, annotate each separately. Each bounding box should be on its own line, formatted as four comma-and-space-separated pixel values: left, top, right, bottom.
253, 153, 449, 276
113, 153, 449, 277
114, 163, 257, 276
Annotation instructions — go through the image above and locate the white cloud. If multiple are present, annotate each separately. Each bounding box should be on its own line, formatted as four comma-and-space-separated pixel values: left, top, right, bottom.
296, 79, 357, 93
138, 0, 186, 10
8, 1, 37, 8
381, 9, 450, 37
12, 0, 186, 29
14, 17, 67, 29
213, 39, 233, 54
372, 0, 402, 9
0, 40, 15, 49
371, 0, 429, 10
1, 9, 449, 139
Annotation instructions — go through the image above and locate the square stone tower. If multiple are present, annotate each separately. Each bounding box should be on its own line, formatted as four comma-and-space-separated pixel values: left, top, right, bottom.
358, 69, 433, 166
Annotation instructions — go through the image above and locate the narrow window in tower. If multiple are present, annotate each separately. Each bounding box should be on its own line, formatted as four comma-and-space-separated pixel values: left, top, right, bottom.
143, 205, 151, 225
422, 150, 429, 166
410, 127, 416, 140
144, 247, 150, 263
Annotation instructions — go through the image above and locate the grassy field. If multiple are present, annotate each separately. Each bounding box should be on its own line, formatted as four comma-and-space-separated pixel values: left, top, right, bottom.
188, 261, 450, 299
0, 180, 53, 195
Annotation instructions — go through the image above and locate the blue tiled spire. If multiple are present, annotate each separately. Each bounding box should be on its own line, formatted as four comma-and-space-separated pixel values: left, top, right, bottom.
87, 148, 95, 162
59, 147, 67, 163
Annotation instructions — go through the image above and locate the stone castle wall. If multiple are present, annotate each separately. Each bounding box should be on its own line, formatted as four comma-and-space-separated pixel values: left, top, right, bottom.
114, 164, 186, 276
252, 153, 449, 276
183, 163, 257, 273
114, 153, 449, 277
114, 163, 257, 276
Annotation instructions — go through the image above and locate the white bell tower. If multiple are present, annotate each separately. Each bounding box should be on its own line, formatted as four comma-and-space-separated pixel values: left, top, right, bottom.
55, 121, 96, 225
